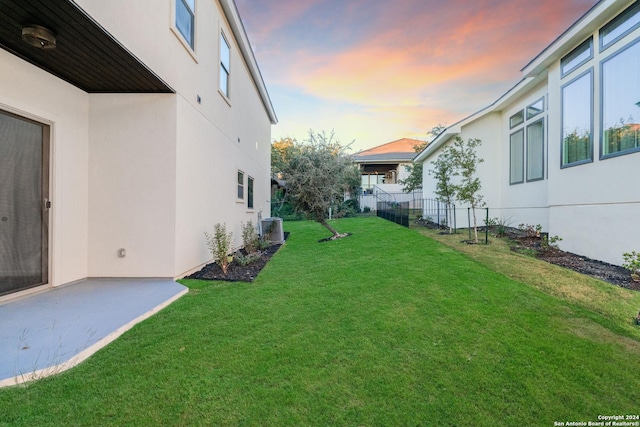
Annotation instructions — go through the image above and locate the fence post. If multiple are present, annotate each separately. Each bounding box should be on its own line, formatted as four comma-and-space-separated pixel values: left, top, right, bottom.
467, 208, 471, 241
485, 208, 489, 245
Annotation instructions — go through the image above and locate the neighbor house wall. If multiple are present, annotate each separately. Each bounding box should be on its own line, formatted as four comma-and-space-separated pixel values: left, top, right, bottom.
0, 48, 90, 288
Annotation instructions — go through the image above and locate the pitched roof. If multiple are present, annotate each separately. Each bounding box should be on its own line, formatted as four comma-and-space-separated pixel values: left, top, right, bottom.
353, 138, 425, 163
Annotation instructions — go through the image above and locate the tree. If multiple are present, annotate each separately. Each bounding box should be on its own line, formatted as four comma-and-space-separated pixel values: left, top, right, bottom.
428, 146, 456, 233
271, 137, 298, 176
281, 130, 360, 240
450, 136, 485, 243
399, 124, 446, 193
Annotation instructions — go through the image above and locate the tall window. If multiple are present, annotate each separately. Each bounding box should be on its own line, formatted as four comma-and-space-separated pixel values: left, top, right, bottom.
509, 129, 524, 185
176, 0, 195, 49
237, 170, 244, 200
247, 176, 254, 209
526, 120, 544, 181
220, 33, 230, 97
508, 98, 545, 184
561, 70, 593, 167
601, 39, 640, 158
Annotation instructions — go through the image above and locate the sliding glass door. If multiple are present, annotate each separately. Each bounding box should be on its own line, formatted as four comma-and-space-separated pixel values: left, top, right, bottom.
0, 110, 49, 296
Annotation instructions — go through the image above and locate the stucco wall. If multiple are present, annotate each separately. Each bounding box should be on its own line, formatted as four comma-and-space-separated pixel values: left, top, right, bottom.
0, 49, 90, 288
88, 94, 178, 277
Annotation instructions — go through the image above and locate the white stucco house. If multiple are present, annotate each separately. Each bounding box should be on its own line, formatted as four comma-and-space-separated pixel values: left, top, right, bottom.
416, 0, 639, 266
0, 0, 277, 299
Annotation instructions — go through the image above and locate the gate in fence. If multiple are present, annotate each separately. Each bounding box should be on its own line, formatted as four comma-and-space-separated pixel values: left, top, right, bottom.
377, 201, 409, 227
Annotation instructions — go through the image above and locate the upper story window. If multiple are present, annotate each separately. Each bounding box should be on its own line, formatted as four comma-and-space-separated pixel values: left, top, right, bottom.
601, 38, 640, 158
561, 70, 593, 167
176, 0, 195, 49
561, 38, 593, 77
600, 1, 640, 50
220, 33, 231, 97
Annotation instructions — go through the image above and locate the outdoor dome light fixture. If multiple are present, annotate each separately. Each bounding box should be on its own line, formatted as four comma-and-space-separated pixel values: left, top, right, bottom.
21, 24, 57, 49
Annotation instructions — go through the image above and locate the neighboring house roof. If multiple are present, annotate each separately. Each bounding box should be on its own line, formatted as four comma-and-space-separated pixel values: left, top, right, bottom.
354, 138, 425, 163
414, 0, 624, 164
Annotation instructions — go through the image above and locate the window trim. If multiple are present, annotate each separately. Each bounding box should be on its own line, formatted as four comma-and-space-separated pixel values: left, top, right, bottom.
237, 170, 244, 201
526, 118, 545, 182
561, 37, 593, 78
599, 36, 640, 160
509, 129, 525, 185
599, 1, 640, 52
560, 68, 594, 169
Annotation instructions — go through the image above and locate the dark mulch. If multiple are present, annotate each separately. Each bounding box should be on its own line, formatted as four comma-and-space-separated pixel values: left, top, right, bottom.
186, 242, 283, 282
507, 230, 640, 291
415, 219, 639, 291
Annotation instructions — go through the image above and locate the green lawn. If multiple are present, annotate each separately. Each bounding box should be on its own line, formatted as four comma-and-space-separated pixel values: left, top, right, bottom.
1, 217, 639, 426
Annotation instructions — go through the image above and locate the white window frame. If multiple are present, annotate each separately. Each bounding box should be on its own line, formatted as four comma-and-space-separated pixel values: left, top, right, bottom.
237, 170, 244, 201
175, 0, 195, 50
220, 32, 231, 99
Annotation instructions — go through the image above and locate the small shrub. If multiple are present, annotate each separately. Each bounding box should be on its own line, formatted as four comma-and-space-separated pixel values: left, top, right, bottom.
205, 223, 233, 274
234, 251, 262, 266
495, 217, 512, 238
241, 221, 259, 254
542, 234, 563, 250
518, 223, 542, 238
622, 251, 640, 276
484, 217, 499, 227
363, 206, 371, 213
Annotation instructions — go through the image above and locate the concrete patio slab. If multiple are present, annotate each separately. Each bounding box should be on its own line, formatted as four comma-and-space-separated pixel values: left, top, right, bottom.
0, 278, 188, 387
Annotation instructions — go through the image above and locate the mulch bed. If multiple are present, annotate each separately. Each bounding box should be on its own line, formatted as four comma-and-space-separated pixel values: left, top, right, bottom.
507, 230, 640, 291
186, 242, 284, 282
415, 219, 640, 291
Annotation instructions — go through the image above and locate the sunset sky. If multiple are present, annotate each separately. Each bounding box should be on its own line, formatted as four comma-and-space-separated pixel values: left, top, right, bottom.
235, 0, 599, 152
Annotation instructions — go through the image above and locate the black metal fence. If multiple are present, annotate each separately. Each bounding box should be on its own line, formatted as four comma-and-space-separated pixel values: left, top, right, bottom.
422, 198, 455, 231
377, 201, 410, 227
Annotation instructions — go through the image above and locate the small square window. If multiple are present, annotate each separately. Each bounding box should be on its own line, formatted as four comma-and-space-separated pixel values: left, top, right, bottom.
526, 98, 544, 120
237, 170, 244, 200
509, 110, 524, 129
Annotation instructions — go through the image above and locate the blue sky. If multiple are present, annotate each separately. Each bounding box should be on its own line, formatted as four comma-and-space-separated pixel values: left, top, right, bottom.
236, 0, 598, 152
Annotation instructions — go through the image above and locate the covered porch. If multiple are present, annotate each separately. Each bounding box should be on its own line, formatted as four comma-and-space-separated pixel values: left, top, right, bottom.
0, 278, 187, 387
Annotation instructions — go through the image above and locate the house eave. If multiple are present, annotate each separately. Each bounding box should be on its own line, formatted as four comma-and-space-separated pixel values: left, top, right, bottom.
521, 0, 634, 78
0, 0, 174, 93
219, 0, 278, 125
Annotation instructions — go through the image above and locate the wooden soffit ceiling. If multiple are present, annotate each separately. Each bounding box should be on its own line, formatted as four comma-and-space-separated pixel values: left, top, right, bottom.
0, 0, 173, 93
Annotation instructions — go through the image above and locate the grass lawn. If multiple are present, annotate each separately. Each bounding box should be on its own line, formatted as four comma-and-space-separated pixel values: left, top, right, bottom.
1, 217, 640, 426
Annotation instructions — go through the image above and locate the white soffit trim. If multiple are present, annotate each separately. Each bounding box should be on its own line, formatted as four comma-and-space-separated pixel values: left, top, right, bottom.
219, 0, 278, 124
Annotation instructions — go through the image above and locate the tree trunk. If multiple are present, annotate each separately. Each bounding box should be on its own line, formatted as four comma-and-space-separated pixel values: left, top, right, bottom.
472, 205, 478, 243
319, 218, 346, 240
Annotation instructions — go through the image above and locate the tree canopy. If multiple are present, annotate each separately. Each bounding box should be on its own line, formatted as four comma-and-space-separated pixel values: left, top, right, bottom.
280, 130, 360, 239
